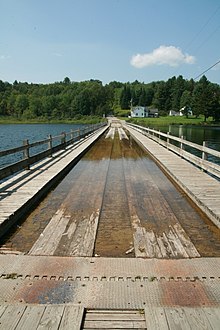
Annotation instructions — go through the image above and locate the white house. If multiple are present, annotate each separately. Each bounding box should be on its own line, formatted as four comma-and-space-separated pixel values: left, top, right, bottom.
169, 106, 193, 117
130, 106, 148, 118
130, 106, 159, 118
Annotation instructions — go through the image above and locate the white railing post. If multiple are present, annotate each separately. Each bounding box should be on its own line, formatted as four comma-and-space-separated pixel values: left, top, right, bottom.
202, 141, 207, 161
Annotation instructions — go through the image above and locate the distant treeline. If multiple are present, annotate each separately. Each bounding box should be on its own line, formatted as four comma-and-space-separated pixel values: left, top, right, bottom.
0, 75, 220, 121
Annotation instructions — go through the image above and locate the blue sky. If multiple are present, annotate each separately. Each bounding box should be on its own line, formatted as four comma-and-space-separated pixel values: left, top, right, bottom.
0, 0, 220, 85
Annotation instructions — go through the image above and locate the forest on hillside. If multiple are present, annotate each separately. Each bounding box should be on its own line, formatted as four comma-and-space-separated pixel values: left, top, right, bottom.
0, 75, 220, 122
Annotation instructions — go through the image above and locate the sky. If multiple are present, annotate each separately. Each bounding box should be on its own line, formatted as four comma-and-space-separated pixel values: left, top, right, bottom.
0, 0, 220, 85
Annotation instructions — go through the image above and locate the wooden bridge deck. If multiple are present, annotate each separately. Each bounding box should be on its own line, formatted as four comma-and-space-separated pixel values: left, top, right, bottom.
125, 123, 220, 230
0, 126, 108, 238
0, 304, 220, 329
1, 120, 220, 328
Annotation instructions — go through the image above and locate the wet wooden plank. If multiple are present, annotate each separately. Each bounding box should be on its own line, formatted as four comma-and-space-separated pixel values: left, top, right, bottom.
173, 223, 200, 258
166, 227, 189, 258
68, 210, 100, 256
59, 305, 84, 330
145, 307, 169, 330
105, 127, 115, 139
29, 209, 70, 256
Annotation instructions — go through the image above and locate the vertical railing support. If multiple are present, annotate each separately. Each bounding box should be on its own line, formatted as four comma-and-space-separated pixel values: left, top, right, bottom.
70, 129, 74, 142
202, 141, 207, 161
180, 135, 184, 157
48, 135, 52, 157
61, 132, 66, 149
23, 139, 30, 169
167, 132, 170, 149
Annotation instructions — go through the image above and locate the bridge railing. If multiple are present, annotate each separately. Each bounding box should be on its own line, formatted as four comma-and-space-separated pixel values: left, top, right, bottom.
127, 122, 220, 179
0, 123, 106, 180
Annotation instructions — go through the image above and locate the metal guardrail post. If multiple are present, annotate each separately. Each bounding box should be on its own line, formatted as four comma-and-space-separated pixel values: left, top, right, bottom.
48, 135, 52, 157
23, 139, 30, 169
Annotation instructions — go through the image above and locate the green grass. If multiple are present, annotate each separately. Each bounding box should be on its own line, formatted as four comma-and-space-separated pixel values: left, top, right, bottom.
126, 115, 219, 127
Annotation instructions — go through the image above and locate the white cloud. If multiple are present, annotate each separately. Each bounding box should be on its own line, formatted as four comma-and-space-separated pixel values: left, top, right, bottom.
130, 45, 195, 68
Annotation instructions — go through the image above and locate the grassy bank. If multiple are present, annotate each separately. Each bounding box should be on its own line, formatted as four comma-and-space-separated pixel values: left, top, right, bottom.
126, 116, 220, 127
0, 116, 106, 125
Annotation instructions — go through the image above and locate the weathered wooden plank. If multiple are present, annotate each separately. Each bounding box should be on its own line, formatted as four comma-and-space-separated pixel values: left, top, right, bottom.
166, 227, 189, 258
183, 308, 213, 329
105, 127, 115, 139
36, 305, 64, 330
83, 320, 146, 328
15, 305, 46, 330
68, 209, 100, 256
203, 307, 220, 329
59, 305, 84, 330
165, 308, 191, 330
0, 305, 26, 330
29, 209, 70, 255
145, 231, 163, 258
173, 223, 200, 258
118, 127, 128, 140
85, 312, 145, 321
0, 305, 7, 318
145, 307, 169, 330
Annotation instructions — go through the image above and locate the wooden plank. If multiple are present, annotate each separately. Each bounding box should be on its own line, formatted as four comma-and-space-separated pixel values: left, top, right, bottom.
165, 307, 191, 330
183, 308, 213, 329
68, 209, 100, 256
145, 231, 162, 258
166, 227, 189, 258
144, 307, 169, 330
59, 305, 84, 330
203, 307, 220, 329
85, 312, 144, 321
83, 320, 146, 328
173, 223, 200, 258
36, 305, 64, 330
0, 305, 26, 330
15, 305, 46, 330
29, 209, 70, 255
0, 305, 7, 318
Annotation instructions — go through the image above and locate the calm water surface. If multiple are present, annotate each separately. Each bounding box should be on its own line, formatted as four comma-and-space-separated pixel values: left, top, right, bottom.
0, 123, 85, 167
0, 123, 220, 167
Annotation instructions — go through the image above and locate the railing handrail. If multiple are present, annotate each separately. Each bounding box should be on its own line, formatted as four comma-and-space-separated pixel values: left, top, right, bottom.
0, 122, 106, 180
127, 122, 220, 179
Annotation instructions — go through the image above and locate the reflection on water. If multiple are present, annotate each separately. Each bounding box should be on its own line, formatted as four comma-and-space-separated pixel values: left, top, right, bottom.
1, 129, 220, 258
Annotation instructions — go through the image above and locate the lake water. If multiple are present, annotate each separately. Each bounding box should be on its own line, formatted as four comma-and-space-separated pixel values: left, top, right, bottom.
0, 123, 220, 168
0, 123, 85, 168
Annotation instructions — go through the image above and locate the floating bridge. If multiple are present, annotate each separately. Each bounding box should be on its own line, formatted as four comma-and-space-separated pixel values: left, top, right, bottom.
0, 118, 220, 329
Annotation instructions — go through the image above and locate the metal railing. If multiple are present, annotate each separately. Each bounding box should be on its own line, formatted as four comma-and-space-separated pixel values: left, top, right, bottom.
0, 123, 106, 180
127, 122, 220, 179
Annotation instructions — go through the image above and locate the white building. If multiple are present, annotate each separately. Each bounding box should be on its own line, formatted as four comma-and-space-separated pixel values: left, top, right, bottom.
130, 106, 159, 118
130, 106, 148, 118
